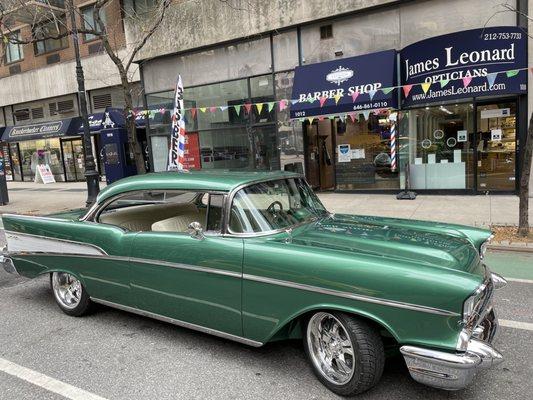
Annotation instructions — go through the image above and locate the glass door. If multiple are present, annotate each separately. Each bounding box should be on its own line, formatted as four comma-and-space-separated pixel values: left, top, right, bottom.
476, 102, 517, 192
61, 139, 86, 181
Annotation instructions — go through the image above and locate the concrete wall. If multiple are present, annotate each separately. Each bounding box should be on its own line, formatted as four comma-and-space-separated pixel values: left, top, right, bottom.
0, 49, 140, 107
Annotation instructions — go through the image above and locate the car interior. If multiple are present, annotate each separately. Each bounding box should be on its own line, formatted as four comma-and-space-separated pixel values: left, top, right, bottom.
98, 192, 209, 233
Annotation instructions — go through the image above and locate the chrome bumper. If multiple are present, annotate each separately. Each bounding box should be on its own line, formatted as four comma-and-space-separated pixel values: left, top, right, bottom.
401, 270, 505, 391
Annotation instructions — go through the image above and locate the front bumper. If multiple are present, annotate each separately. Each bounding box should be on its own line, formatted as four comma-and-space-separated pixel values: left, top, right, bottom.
400, 270, 506, 391
400, 310, 502, 390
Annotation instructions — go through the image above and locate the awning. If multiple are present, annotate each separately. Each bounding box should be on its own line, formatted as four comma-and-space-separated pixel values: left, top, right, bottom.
1, 118, 82, 142
77, 108, 127, 134
290, 49, 398, 119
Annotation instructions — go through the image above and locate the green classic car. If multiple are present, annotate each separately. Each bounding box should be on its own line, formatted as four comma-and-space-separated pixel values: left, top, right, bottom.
1, 171, 506, 396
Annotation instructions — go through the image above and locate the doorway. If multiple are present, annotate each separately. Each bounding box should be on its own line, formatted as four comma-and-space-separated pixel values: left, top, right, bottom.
304, 120, 335, 190
475, 101, 517, 192
61, 138, 85, 181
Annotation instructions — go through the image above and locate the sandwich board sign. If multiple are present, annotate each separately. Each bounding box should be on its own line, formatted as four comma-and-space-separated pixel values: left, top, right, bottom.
35, 164, 56, 184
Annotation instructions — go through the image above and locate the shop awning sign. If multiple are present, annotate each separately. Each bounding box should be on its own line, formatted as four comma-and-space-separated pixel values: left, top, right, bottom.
290, 49, 398, 118
400, 26, 527, 107
1, 119, 79, 142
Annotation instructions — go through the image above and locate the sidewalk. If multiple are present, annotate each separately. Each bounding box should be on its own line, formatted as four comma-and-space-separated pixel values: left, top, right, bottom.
0, 181, 531, 229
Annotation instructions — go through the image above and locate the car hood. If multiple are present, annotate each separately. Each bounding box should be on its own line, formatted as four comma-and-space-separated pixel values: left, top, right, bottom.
288, 214, 486, 276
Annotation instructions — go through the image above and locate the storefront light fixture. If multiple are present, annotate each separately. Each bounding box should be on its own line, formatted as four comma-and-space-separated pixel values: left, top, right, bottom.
334, 49, 343, 57
439, 106, 453, 115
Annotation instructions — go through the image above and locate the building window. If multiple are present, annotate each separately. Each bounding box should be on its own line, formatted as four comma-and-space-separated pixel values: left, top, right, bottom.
81, 5, 106, 42
33, 18, 69, 55
320, 24, 333, 39
4, 31, 24, 64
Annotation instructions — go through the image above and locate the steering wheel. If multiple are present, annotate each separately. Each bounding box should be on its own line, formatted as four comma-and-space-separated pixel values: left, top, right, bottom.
267, 201, 284, 215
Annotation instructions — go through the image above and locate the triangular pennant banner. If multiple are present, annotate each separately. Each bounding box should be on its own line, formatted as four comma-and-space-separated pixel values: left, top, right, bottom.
308, 97, 316, 104
307, 117, 314, 125
333, 94, 342, 104
290, 99, 299, 105
361, 110, 370, 121
351, 92, 359, 102
530, 67, 533, 75
319, 97, 327, 107
255, 103, 264, 115
486, 72, 498, 87
368, 90, 377, 100
267, 102, 275, 112
234, 105, 241, 115
421, 82, 431, 94
348, 112, 356, 123
299, 118, 305, 122
440, 79, 450, 88
244, 103, 252, 114
318, 116, 324, 121
339, 114, 346, 122
402, 85, 413, 97
279, 100, 288, 111
190, 108, 197, 118
220, 106, 228, 112
199, 107, 207, 113
506, 69, 519, 77
209, 106, 217, 113
328, 115, 335, 120
462, 77, 472, 88
381, 87, 394, 95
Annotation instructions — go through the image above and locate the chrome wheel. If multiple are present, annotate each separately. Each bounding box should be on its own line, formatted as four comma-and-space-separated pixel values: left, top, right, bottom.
307, 312, 355, 385
51, 272, 82, 310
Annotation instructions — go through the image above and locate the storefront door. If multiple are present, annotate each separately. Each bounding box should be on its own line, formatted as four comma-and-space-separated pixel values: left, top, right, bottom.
61, 138, 86, 181
304, 120, 334, 190
475, 102, 517, 192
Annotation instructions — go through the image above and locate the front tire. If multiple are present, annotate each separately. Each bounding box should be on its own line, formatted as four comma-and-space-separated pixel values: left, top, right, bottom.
303, 311, 385, 396
50, 272, 92, 317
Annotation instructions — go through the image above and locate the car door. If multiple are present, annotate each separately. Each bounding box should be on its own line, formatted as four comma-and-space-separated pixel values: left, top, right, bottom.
128, 192, 244, 337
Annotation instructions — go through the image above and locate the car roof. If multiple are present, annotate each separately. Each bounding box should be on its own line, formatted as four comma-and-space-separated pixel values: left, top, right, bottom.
96, 170, 303, 204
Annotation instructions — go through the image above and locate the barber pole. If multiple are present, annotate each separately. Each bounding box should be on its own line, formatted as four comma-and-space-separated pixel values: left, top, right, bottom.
168, 74, 186, 171
389, 113, 397, 172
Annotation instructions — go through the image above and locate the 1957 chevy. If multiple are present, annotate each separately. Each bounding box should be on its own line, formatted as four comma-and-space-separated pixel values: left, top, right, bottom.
1, 171, 506, 396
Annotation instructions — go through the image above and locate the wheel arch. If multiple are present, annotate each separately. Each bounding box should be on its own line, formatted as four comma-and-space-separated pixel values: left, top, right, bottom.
264, 303, 401, 344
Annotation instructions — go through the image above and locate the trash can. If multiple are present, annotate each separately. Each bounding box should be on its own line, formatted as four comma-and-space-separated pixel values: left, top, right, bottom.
0, 148, 9, 205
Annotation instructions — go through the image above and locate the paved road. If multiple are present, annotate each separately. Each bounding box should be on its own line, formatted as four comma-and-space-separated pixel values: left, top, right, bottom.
0, 250, 532, 400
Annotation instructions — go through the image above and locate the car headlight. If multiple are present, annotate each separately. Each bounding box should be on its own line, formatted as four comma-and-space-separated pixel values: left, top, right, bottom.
479, 234, 494, 259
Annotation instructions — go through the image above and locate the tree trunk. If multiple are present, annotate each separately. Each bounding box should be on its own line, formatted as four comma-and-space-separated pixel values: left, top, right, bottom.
518, 112, 533, 236
120, 77, 146, 175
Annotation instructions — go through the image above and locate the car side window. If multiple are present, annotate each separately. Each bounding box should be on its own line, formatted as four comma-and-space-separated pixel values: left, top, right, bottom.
206, 194, 224, 232
97, 190, 206, 233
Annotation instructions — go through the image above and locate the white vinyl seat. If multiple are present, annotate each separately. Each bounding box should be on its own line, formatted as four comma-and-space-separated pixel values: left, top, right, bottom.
151, 204, 207, 232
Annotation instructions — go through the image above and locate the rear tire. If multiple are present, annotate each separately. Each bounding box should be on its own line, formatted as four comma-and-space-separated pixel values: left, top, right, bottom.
303, 311, 385, 396
50, 272, 92, 317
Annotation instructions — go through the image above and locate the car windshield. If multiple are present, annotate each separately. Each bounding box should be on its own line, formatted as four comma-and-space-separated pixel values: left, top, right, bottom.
229, 178, 328, 233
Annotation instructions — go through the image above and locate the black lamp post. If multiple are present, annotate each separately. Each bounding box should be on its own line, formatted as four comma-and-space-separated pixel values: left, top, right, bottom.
67, 0, 100, 206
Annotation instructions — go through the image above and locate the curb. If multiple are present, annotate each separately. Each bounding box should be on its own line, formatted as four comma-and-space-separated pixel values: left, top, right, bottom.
488, 244, 533, 253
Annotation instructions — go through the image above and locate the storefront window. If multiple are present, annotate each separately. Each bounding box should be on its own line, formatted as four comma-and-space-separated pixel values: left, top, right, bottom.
334, 111, 399, 190
275, 71, 304, 173
401, 103, 474, 190
147, 74, 280, 172
19, 138, 64, 182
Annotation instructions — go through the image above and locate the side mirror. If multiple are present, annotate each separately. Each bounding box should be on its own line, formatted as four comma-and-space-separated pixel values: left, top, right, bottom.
187, 221, 204, 240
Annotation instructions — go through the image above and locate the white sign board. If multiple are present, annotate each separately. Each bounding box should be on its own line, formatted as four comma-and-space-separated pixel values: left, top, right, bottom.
480, 108, 510, 119
491, 129, 502, 141
35, 164, 56, 184
351, 148, 365, 159
457, 130, 468, 142
427, 154, 436, 164
338, 144, 351, 162
453, 149, 462, 163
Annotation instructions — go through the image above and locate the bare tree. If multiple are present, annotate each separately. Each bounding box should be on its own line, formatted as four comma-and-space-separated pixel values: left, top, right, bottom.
484, 2, 532, 237
0, 0, 172, 175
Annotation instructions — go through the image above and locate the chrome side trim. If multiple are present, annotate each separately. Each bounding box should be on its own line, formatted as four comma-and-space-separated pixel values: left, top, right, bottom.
90, 297, 263, 347
127, 257, 242, 278
243, 274, 460, 317
4, 230, 107, 256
